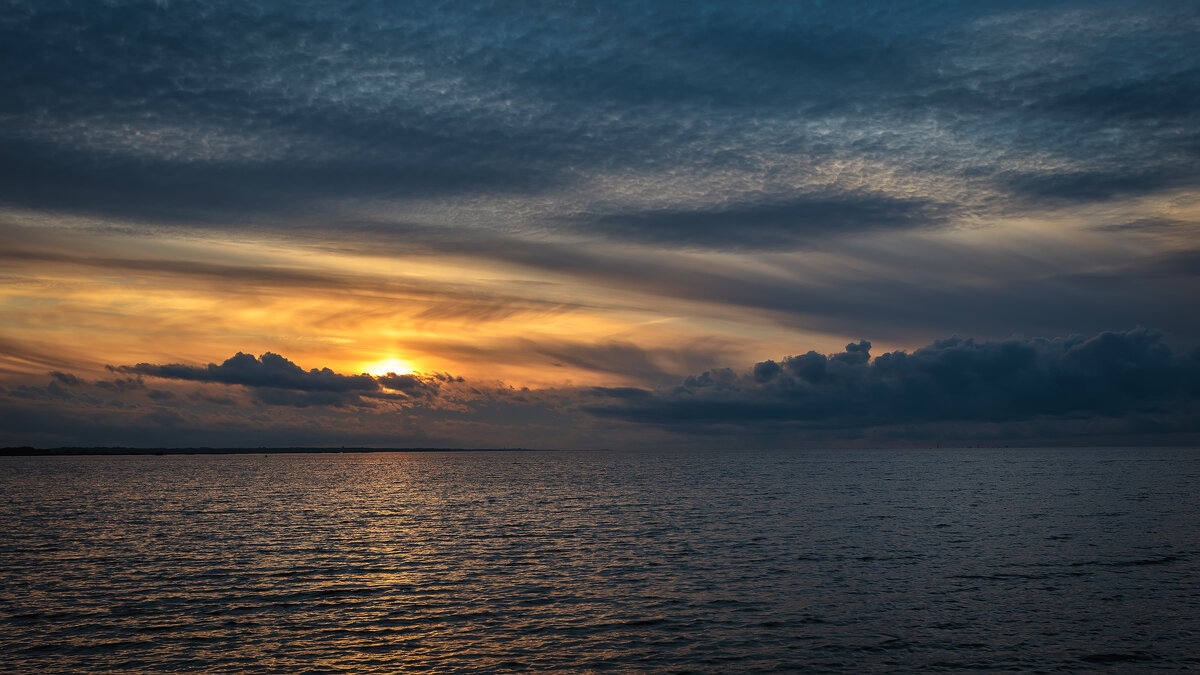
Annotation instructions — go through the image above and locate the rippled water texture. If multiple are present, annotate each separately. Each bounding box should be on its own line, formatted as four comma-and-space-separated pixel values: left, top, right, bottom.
2, 448, 1199, 672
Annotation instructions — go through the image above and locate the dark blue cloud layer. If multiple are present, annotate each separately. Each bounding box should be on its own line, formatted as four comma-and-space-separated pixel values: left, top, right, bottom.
586, 328, 1200, 433
2, 0, 1196, 244
571, 194, 949, 248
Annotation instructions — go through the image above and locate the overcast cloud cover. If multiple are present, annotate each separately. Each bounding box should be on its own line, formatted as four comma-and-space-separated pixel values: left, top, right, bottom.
4, 0, 1197, 236
0, 0, 1197, 447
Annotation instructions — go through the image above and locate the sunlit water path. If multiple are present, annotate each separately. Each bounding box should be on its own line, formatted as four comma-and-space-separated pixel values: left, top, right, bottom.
3, 448, 1198, 672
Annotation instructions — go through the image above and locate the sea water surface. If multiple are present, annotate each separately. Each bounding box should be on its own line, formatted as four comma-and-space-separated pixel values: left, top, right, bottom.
2, 448, 1198, 672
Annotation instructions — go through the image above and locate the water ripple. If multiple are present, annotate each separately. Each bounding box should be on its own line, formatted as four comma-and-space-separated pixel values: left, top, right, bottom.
2, 447, 1199, 672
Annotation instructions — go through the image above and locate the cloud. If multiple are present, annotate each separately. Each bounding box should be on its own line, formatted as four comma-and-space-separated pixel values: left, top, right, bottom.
0, 244, 587, 326
521, 338, 726, 384
6, 329, 1199, 448
94, 377, 145, 393
116, 352, 454, 407
333, 229, 1200, 347
48, 371, 81, 386
570, 193, 949, 248
377, 372, 458, 400
588, 386, 654, 401
1091, 218, 1196, 234
999, 167, 1189, 204
0, 0, 1195, 245
1039, 67, 1200, 123
120, 352, 377, 392
2, 2, 1199, 449
584, 328, 1200, 435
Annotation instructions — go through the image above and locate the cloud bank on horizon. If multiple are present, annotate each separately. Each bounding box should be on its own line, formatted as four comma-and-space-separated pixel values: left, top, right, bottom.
0, 1, 1197, 447
2, 329, 1197, 448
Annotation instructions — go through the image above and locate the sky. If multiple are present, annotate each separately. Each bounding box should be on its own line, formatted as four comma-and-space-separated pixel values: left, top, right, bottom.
1, 0, 1197, 448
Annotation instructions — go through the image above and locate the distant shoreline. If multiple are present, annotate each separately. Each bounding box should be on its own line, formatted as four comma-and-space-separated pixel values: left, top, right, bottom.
0, 447, 546, 456
4, 445, 1195, 456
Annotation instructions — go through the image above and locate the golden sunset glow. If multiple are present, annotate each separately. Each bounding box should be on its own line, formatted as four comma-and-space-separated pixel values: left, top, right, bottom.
363, 358, 416, 376
0, 0, 1196, 450
4, 7, 1199, 675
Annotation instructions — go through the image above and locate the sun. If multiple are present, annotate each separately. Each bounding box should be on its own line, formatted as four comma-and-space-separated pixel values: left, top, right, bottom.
362, 357, 416, 376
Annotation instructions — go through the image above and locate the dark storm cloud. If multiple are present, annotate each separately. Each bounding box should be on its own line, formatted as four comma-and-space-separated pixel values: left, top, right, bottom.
116, 352, 453, 407
112, 353, 460, 403
585, 329, 1200, 434
119, 352, 378, 393
2, 1, 1196, 244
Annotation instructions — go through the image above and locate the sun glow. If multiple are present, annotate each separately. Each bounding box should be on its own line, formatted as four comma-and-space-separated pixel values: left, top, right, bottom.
363, 358, 416, 376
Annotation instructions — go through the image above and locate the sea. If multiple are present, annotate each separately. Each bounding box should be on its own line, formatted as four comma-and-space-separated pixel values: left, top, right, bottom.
2, 447, 1198, 673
